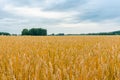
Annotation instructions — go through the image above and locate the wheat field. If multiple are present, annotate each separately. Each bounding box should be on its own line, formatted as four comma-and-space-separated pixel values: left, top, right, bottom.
0, 36, 120, 80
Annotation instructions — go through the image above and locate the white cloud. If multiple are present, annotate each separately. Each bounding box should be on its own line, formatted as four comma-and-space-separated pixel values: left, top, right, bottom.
3, 5, 76, 19
0, 18, 28, 24
0, 0, 120, 34
44, 0, 65, 5
54, 21, 120, 33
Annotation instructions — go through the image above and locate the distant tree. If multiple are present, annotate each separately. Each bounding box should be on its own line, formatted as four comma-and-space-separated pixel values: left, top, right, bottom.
51, 33, 55, 36
83, 30, 120, 35
57, 33, 64, 36
29, 28, 36, 35
12, 34, 17, 36
0, 32, 10, 35
21, 28, 47, 36
22, 29, 29, 35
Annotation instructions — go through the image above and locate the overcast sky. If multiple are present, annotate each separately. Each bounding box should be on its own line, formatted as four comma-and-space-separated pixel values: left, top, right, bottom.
0, 0, 120, 34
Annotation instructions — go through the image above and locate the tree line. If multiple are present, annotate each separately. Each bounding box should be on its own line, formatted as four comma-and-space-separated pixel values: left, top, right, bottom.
1, 28, 120, 36
82, 30, 120, 35
0, 28, 47, 36
0, 32, 10, 35
22, 28, 47, 36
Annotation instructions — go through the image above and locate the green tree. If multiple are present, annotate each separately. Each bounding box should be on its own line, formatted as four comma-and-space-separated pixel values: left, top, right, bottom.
21, 28, 47, 36
0, 32, 10, 35
22, 29, 29, 35
29, 28, 47, 36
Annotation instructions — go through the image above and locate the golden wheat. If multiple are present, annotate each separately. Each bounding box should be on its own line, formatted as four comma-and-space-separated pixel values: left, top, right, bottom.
0, 36, 120, 80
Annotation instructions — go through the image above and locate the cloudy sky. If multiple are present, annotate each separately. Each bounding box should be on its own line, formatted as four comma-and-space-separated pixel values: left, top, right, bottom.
0, 0, 120, 34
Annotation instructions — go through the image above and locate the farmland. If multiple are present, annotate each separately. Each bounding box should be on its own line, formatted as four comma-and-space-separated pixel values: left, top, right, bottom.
0, 36, 120, 80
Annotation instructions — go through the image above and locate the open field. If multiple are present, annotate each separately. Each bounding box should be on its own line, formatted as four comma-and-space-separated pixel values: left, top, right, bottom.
0, 36, 120, 80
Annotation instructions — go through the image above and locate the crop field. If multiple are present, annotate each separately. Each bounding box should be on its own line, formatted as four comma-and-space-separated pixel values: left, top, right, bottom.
0, 36, 120, 80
